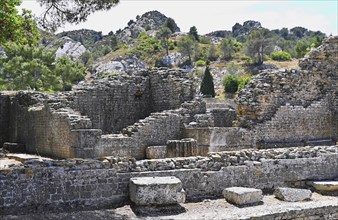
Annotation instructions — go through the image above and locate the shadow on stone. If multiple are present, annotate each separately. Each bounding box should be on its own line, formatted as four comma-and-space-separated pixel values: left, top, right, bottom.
232, 201, 264, 208
130, 203, 186, 217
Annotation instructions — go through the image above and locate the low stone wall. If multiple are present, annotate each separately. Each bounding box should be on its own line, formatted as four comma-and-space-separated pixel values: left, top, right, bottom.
1, 145, 337, 214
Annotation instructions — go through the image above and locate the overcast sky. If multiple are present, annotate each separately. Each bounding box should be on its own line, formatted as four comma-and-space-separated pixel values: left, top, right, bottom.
20, 0, 337, 36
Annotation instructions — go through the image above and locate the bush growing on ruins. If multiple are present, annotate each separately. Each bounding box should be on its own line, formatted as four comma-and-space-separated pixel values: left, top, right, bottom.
200, 65, 215, 97
271, 51, 292, 61
222, 75, 239, 93
238, 76, 250, 91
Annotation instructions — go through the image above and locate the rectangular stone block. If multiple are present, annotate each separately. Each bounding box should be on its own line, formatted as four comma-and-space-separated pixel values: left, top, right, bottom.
223, 187, 263, 205
146, 146, 167, 159
129, 176, 186, 206
274, 187, 312, 202
167, 138, 198, 157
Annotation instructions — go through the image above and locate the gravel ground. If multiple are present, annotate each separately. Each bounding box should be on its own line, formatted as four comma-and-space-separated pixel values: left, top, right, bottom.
2, 193, 338, 220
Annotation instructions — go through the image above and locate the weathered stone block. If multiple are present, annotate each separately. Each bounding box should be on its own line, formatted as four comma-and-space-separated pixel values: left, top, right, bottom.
274, 187, 312, 202
146, 146, 167, 159
307, 181, 338, 191
167, 138, 198, 157
223, 187, 263, 205
129, 176, 186, 206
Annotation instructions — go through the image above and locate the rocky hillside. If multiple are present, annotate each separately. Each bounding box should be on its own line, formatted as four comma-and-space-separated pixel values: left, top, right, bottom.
116, 10, 180, 43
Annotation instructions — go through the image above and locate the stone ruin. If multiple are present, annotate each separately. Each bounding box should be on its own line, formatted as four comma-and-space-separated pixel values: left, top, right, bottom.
0, 36, 337, 218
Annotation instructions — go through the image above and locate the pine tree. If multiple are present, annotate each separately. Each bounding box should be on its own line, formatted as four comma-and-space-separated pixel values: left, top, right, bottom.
200, 65, 215, 97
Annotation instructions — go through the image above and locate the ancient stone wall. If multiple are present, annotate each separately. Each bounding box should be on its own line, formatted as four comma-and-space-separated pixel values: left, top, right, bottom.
0, 93, 10, 147
236, 36, 337, 127
0, 68, 195, 159
233, 36, 338, 147
1, 145, 337, 214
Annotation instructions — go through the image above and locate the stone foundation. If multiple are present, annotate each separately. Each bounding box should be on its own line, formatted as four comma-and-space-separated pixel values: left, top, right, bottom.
0, 145, 337, 214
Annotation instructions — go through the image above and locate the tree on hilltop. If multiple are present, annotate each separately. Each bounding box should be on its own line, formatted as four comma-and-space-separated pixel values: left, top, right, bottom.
189, 26, 199, 41
164, 17, 178, 33
156, 27, 172, 56
245, 28, 275, 65
178, 36, 198, 65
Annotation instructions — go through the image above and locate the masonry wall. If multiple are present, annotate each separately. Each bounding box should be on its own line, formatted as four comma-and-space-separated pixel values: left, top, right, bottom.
5, 92, 102, 158
1, 146, 337, 214
72, 69, 194, 135
72, 76, 152, 134
0, 93, 10, 147
253, 94, 338, 147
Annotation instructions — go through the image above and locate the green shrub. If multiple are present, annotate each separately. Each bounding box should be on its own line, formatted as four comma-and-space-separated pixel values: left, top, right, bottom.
270, 51, 292, 61
238, 76, 250, 91
222, 75, 239, 93
195, 60, 206, 67
240, 55, 252, 63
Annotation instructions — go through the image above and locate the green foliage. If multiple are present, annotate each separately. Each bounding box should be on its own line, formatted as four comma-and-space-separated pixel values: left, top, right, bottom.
295, 40, 310, 58
0, 0, 41, 46
164, 18, 177, 33
220, 38, 235, 60
195, 60, 206, 67
130, 32, 161, 59
54, 56, 86, 91
145, 24, 151, 31
79, 51, 94, 67
207, 44, 219, 61
189, 26, 199, 41
245, 28, 275, 65
57, 30, 104, 48
178, 36, 197, 64
270, 51, 292, 61
38, 0, 120, 31
200, 66, 215, 97
99, 72, 119, 78
0, 43, 85, 92
199, 36, 211, 44
222, 75, 239, 93
238, 76, 250, 91
156, 27, 172, 56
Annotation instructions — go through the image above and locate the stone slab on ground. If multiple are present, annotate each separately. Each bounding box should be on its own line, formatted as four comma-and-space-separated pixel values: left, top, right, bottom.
3, 142, 25, 153
307, 181, 338, 191
0, 158, 22, 169
223, 187, 263, 206
274, 187, 312, 202
129, 176, 186, 206
146, 146, 167, 159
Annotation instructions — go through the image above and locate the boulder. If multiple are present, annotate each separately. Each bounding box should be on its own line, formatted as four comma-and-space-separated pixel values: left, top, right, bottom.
274, 187, 312, 202
223, 187, 263, 206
